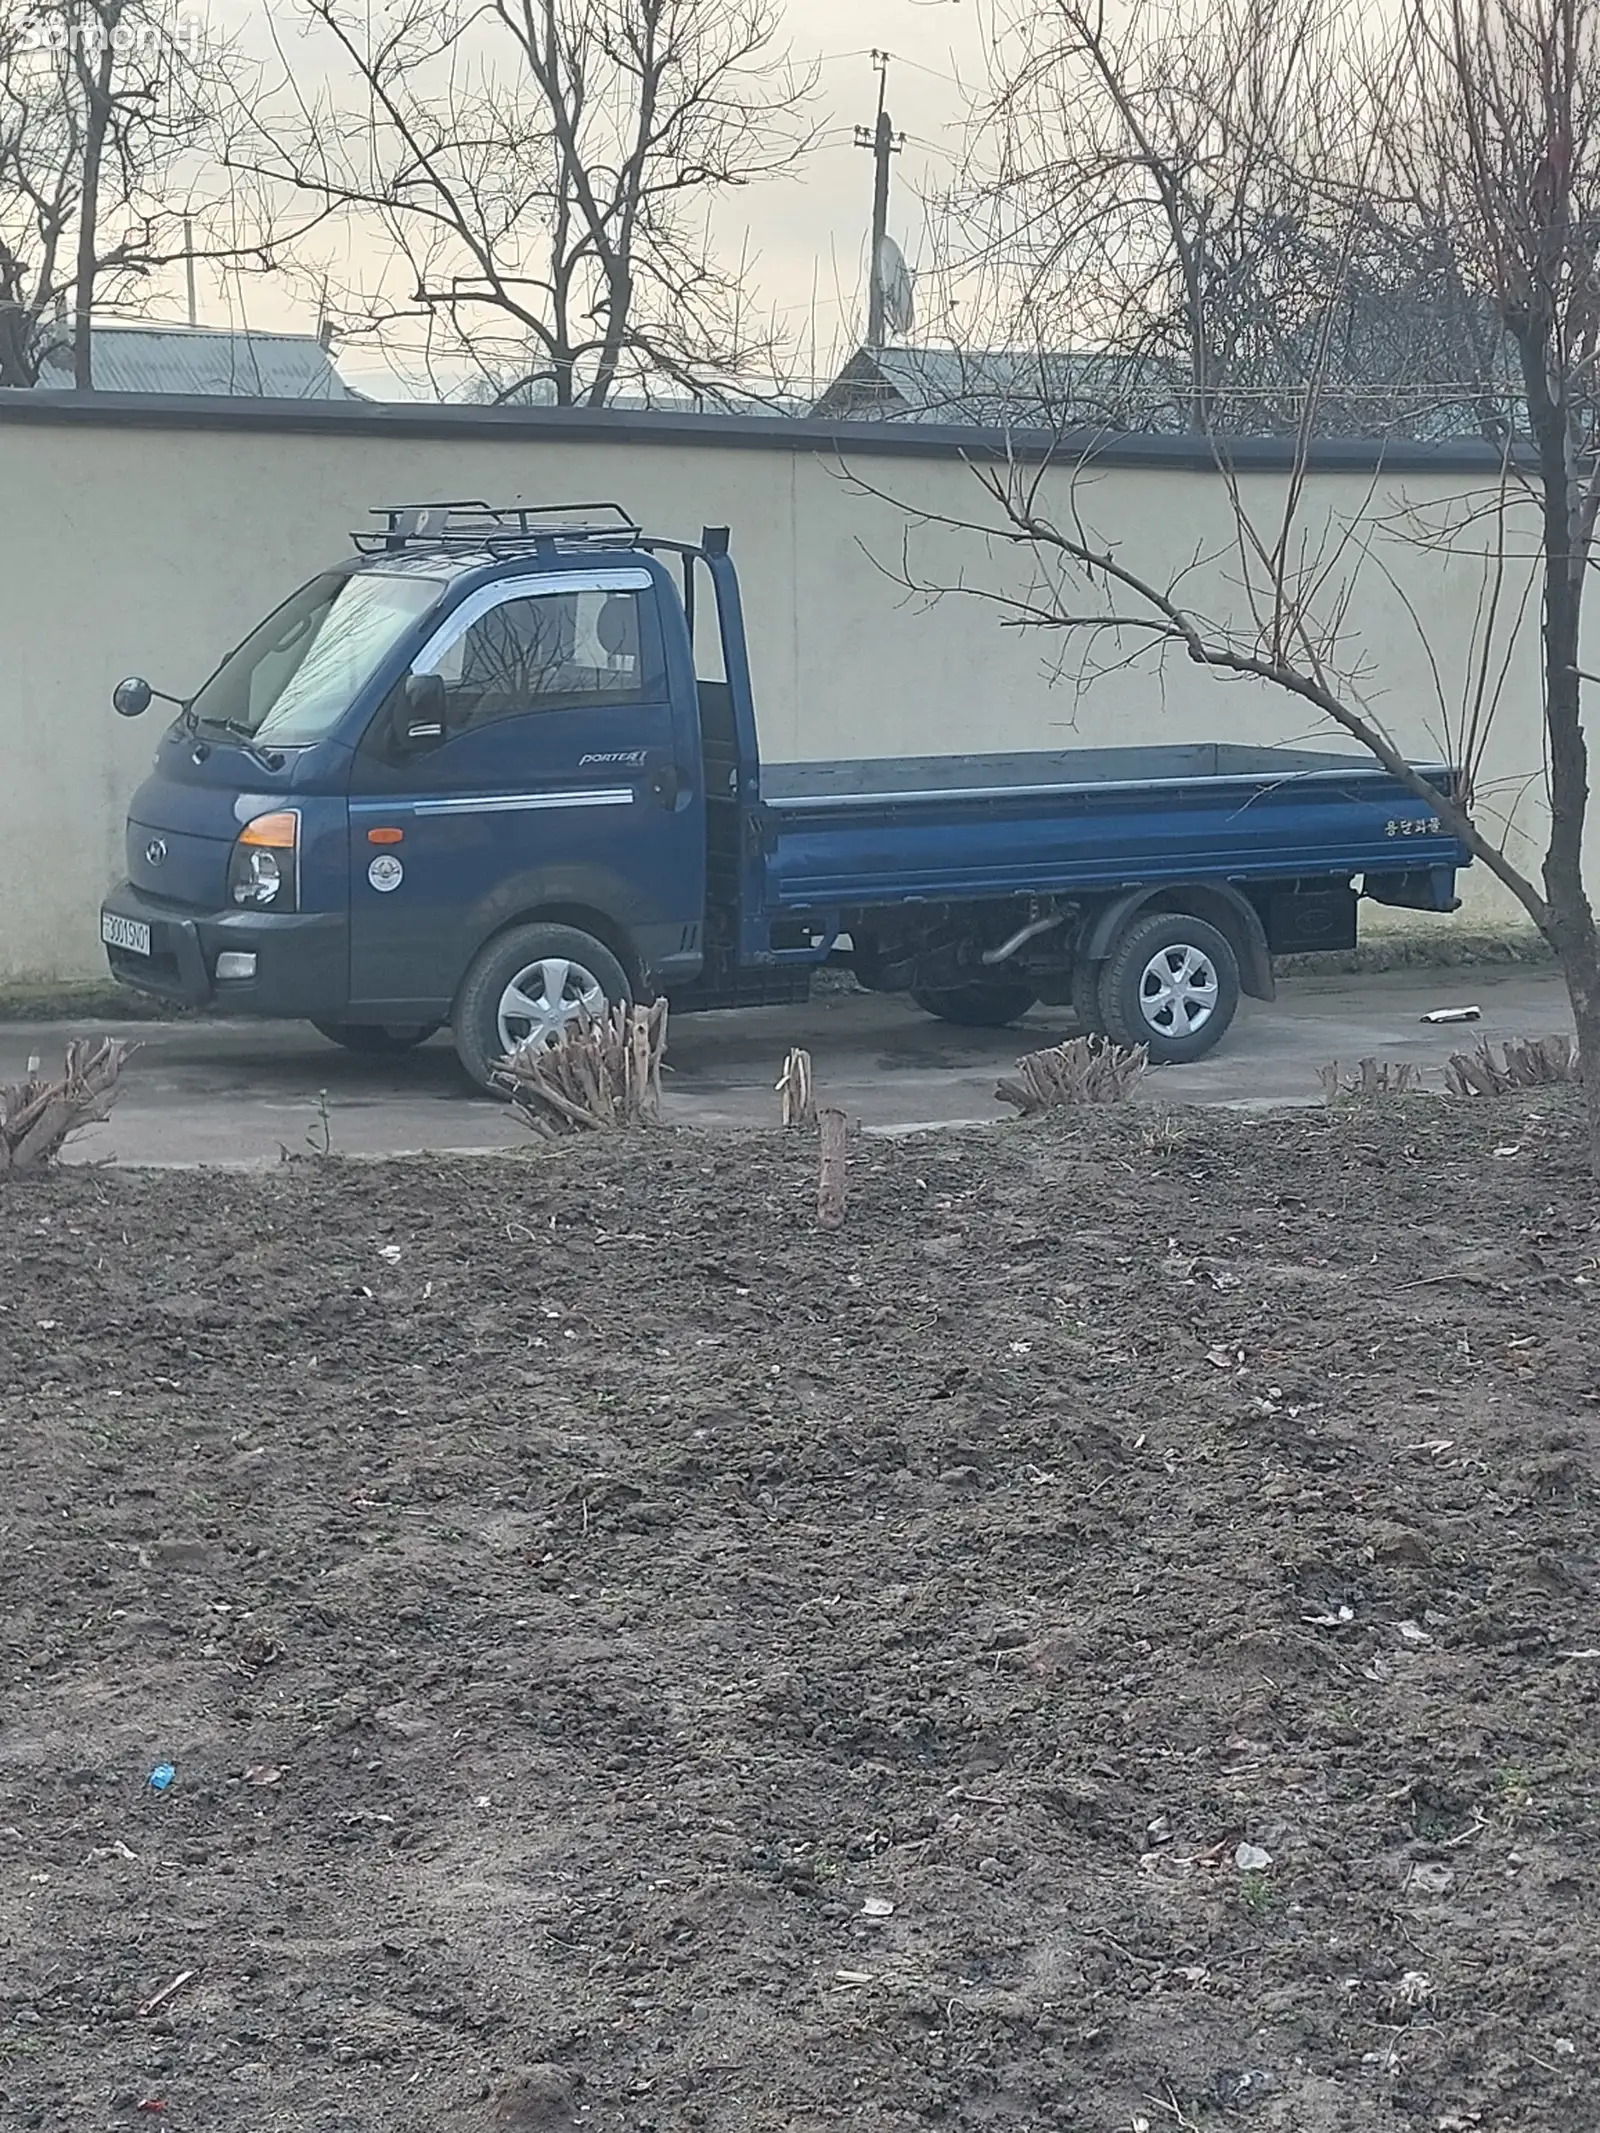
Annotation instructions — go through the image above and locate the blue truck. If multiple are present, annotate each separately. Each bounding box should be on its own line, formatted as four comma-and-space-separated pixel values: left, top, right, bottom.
100, 501, 1467, 1090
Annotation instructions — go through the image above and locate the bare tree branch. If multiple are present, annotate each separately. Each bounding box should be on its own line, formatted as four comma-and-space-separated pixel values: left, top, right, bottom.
0, 0, 292, 388
226, 0, 817, 407
873, 0, 1600, 1169
931, 0, 1519, 442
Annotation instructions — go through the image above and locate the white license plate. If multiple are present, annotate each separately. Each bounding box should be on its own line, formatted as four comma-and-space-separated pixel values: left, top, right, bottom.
102, 912, 151, 957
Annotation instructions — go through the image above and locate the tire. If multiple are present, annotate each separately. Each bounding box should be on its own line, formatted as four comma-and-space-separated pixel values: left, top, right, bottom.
311, 1020, 441, 1055
1070, 955, 1105, 1034
910, 981, 1036, 1029
452, 922, 632, 1093
1098, 911, 1240, 1064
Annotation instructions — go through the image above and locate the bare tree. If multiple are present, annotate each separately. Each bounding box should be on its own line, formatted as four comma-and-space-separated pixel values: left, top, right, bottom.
877, 0, 1600, 1166
1, 2, 83, 385
232, 0, 815, 407
0, 0, 282, 389
945, 0, 1513, 440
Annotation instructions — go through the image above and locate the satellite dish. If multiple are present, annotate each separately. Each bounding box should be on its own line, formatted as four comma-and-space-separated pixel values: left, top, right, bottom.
876, 236, 915, 340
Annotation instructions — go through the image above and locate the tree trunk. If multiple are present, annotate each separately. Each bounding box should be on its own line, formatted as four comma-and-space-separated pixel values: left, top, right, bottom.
1516, 312, 1600, 1172
1553, 937, 1600, 1171
0, 307, 37, 387
587, 261, 634, 408
72, 32, 118, 391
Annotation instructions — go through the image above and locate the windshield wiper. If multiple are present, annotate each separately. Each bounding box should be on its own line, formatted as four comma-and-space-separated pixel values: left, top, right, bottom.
190, 713, 288, 768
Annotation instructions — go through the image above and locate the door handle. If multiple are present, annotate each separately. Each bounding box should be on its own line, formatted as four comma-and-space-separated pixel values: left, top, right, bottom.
649, 764, 682, 809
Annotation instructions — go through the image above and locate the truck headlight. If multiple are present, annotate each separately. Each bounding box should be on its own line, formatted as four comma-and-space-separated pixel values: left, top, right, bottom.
229, 810, 299, 911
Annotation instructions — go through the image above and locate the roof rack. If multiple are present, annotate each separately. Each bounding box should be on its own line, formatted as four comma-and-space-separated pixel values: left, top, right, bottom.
353, 500, 643, 557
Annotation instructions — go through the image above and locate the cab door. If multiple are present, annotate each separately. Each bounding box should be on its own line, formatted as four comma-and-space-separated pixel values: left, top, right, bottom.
346, 567, 704, 1016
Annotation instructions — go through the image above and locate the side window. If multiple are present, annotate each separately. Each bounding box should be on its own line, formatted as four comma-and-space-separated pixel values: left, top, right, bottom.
433, 588, 645, 727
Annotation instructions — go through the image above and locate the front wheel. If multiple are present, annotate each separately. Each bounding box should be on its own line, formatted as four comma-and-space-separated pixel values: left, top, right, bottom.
910, 981, 1036, 1029
311, 1020, 440, 1056
1098, 911, 1239, 1064
452, 922, 632, 1093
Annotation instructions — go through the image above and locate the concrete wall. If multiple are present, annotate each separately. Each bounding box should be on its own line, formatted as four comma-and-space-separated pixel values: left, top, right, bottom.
0, 396, 1559, 985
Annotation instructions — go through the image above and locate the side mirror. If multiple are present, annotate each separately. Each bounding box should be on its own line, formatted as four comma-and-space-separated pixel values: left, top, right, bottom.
394, 671, 448, 751
113, 676, 153, 719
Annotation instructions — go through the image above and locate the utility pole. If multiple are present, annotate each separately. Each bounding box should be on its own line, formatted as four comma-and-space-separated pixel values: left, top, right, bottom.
854, 51, 902, 347
183, 215, 198, 329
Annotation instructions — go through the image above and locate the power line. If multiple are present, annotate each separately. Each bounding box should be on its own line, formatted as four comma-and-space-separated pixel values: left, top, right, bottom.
880, 52, 968, 88
817, 47, 968, 89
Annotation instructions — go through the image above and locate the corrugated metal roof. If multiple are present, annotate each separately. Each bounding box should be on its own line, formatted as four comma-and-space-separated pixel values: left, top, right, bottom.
35, 325, 362, 400
815, 342, 1514, 442
877, 345, 1174, 422
812, 345, 1180, 428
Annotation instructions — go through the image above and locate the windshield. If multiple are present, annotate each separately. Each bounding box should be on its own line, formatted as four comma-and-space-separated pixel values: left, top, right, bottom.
189, 570, 443, 745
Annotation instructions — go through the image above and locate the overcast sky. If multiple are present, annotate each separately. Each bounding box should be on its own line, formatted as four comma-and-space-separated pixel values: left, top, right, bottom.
192, 0, 999, 396
714, 0, 995, 379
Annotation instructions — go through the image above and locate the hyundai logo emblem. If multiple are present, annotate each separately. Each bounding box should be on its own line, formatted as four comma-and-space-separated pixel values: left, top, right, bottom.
145, 838, 167, 867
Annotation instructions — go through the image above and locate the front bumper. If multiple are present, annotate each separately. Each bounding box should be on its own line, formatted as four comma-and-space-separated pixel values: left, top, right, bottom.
100, 882, 349, 1017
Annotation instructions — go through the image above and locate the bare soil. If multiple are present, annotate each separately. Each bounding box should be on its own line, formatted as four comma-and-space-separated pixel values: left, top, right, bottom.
0, 1096, 1596, 2133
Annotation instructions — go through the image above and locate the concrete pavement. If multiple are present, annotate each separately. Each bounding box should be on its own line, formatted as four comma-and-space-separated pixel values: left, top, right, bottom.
0, 966, 1569, 1168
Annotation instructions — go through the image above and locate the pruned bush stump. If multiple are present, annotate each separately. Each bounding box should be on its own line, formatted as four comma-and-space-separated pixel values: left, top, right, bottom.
817, 1105, 848, 1230
1, 1039, 131, 1175
496, 999, 668, 1138
776, 1046, 818, 1128
1445, 1034, 1581, 1096
1317, 1057, 1426, 1101
996, 1033, 1147, 1114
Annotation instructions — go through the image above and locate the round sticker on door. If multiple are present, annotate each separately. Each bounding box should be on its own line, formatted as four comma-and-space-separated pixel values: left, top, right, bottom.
367, 854, 404, 893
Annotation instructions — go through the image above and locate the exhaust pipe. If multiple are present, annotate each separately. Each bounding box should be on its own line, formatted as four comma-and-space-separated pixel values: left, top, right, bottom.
982, 913, 1065, 966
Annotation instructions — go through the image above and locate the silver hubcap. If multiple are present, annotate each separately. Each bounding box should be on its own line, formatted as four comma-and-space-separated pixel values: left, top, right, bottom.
497, 956, 607, 1054
1138, 941, 1218, 1040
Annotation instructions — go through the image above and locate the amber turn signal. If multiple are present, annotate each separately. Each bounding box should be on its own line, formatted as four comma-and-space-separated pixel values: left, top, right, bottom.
238, 810, 299, 850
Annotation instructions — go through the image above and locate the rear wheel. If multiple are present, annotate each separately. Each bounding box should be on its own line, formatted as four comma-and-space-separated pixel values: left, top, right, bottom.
452, 922, 632, 1093
910, 981, 1036, 1029
311, 1020, 440, 1056
1098, 911, 1239, 1064
1070, 955, 1105, 1035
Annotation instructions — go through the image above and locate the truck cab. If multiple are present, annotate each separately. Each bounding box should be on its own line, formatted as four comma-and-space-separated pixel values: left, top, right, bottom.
102, 504, 747, 1086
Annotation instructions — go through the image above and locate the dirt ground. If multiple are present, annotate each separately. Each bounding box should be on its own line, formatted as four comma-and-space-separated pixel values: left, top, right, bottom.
1, 1094, 1597, 2133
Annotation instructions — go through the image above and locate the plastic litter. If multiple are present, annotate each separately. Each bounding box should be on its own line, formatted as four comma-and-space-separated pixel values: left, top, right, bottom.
148, 1763, 176, 1794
